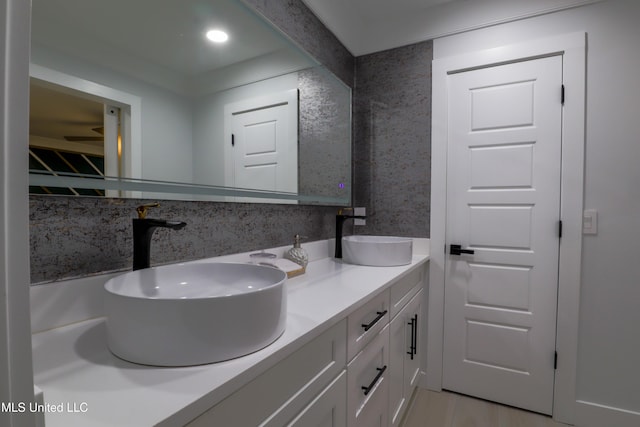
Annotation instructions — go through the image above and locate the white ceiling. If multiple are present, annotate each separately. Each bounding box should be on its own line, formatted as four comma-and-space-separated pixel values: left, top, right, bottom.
31, 0, 301, 81
301, 0, 602, 56
30, 83, 104, 142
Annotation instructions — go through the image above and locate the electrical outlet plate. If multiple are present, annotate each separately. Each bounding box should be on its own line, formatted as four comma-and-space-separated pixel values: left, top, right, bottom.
583, 209, 597, 235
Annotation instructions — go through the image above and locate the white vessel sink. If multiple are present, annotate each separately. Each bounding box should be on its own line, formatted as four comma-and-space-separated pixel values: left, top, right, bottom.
342, 235, 413, 267
104, 262, 287, 366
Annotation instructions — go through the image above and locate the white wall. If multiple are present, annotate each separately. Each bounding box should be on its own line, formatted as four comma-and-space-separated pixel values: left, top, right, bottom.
434, 0, 640, 419
1, 1, 36, 426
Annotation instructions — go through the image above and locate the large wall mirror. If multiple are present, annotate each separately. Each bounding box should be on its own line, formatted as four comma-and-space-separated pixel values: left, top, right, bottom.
29, 0, 351, 205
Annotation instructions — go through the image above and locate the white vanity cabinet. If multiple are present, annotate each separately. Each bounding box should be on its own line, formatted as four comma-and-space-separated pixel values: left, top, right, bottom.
187, 263, 427, 427
31, 241, 430, 427
346, 265, 426, 427
186, 320, 347, 427
389, 289, 423, 427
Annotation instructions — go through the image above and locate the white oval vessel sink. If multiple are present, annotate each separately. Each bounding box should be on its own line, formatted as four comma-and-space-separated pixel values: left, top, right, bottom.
104, 262, 287, 366
342, 235, 413, 267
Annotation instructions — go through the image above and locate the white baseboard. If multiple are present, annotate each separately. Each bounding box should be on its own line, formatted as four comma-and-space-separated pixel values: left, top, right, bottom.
575, 400, 640, 427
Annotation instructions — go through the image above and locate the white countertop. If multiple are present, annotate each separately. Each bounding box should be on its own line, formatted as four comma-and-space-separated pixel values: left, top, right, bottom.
32, 250, 429, 427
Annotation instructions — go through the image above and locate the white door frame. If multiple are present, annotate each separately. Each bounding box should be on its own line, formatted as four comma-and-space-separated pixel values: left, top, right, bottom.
29, 64, 143, 187
427, 32, 586, 424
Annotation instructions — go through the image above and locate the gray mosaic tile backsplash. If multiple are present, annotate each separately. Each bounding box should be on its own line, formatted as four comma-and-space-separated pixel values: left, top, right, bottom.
243, 0, 355, 87
30, 196, 338, 284
353, 41, 433, 238
298, 68, 352, 201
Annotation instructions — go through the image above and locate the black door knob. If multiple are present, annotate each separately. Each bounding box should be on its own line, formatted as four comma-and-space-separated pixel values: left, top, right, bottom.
450, 244, 475, 255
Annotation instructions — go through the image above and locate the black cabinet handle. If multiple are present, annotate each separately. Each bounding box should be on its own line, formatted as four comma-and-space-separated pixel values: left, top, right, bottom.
407, 316, 415, 359
361, 310, 387, 332
407, 314, 418, 360
361, 365, 387, 396
450, 244, 475, 255
413, 314, 418, 357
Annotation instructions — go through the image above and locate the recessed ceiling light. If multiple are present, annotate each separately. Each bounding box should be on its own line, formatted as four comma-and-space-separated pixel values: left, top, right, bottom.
206, 29, 228, 43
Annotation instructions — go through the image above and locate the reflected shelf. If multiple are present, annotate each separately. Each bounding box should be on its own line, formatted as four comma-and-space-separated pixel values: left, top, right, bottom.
28, 170, 350, 206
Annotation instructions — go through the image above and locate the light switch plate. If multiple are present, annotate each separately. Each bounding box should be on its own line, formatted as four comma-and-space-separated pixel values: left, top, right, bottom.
583, 209, 598, 235
354, 207, 366, 226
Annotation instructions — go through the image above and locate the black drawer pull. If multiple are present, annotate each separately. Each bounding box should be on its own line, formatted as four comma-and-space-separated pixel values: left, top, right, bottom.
407, 314, 418, 360
361, 365, 387, 396
361, 310, 387, 332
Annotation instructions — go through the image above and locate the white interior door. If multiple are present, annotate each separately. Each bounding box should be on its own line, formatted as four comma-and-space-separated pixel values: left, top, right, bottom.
443, 55, 563, 415
225, 89, 298, 200
232, 104, 295, 192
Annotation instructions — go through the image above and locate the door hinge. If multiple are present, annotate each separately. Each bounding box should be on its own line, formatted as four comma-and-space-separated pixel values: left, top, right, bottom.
554, 351, 558, 370
231, 134, 235, 147
561, 85, 565, 105
558, 220, 563, 238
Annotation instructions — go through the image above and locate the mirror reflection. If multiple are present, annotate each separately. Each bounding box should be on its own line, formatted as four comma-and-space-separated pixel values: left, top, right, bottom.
29, 0, 351, 204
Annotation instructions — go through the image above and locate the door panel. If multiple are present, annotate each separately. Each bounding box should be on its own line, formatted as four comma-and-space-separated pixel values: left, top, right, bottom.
469, 143, 534, 188
471, 80, 535, 130
466, 263, 531, 310
443, 55, 562, 415
232, 103, 295, 193
224, 89, 298, 201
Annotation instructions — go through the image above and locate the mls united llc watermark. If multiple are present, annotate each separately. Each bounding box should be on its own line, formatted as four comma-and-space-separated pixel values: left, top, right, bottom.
1, 401, 88, 414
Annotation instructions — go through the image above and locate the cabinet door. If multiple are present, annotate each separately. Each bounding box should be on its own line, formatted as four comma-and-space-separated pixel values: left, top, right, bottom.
347, 324, 390, 427
405, 290, 422, 391
288, 371, 346, 427
389, 289, 423, 427
389, 307, 407, 427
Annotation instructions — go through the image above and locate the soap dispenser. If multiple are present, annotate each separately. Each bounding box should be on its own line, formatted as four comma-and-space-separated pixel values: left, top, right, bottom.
285, 234, 308, 268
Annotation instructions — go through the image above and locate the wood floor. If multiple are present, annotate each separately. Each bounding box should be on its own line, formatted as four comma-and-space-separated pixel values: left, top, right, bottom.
401, 389, 569, 427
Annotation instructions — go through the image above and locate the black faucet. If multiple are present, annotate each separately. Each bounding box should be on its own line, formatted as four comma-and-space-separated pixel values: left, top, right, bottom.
335, 208, 366, 259
132, 203, 187, 271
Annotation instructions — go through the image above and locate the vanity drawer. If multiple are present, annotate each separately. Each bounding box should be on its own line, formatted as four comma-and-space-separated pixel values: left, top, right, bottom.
187, 319, 346, 427
287, 370, 347, 427
347, 290, 390, 361
389, 266, 423, 320
347, 323, 390, 427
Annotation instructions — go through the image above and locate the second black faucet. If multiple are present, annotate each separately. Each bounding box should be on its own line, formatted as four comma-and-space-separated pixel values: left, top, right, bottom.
335, 208, 367, 259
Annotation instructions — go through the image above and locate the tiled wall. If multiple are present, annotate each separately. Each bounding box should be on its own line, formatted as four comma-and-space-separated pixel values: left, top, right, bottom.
29, 197, 337, 284
353, 41, 433, 238
29, 0, 354, 284
243, 0, 354, 87
298, 68, 352, 201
